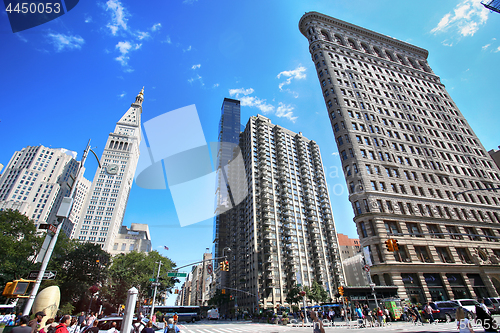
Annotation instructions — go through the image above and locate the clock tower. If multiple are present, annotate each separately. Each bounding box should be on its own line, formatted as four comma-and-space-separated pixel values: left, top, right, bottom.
73, 88, 144, 252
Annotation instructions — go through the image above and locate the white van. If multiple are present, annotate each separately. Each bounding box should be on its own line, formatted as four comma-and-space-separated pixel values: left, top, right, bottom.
207, 308, 219, 320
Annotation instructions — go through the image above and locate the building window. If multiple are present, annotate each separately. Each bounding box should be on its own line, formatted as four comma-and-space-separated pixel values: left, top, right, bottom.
407, 223, 422, 237
414, 246, 432, 263
436, 247, 453, 263
456, 248, 472, 264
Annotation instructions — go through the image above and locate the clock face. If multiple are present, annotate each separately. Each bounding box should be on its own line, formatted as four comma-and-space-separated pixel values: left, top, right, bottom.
106, 164, 119, 175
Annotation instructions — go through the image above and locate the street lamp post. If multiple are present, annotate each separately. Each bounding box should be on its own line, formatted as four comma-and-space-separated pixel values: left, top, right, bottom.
150, 261, 162, 318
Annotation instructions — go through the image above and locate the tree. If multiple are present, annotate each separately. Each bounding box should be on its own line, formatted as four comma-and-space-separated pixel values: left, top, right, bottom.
207, 289, 230, 308
0, 209, 43, 301
306, 281, 329, 304
285, 284, 302, 307
103, 251, 176, 308
48, 241, 110, 312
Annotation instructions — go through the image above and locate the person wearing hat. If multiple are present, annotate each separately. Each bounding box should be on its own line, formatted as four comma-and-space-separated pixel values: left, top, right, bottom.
30, 312, 46, 333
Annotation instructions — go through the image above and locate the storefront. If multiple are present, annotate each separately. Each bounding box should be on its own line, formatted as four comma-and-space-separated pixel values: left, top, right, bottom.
401, 273, 425, 304
468, 274, 490, 299
446, 273, 471, 299
424, 273, 448, 301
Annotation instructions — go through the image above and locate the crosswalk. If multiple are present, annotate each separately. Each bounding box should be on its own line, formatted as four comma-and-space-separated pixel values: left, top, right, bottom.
174, 323, 276, 333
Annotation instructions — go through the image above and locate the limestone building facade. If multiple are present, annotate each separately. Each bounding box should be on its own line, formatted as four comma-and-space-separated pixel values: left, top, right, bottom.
300, 12, 500, 303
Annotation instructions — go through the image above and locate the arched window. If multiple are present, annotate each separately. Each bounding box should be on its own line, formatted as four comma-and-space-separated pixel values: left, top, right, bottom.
373, 47, 384, 58
113, 141, 119, 149
385, 51, 396, 62
408, 58, 420, 69
118, 142, 123, 150
321, 30, 331, 41
109, 140, 114, 149
397, 54, 407, 65
348, 38, 358, 50
361, 43, 371, 54
334, 34, 345, 45
124, 142, 128, 151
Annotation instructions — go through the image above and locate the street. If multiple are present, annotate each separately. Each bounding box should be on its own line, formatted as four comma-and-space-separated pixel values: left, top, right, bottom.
173, 319, 483, 333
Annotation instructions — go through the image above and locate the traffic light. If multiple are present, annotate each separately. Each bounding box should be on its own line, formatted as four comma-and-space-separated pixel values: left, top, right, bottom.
385, 239, 394, 252
219, 261, 224, 271
2, 280, 31, 298
174, 289, 179, 294
338, 286, 344, 296
224, 260, 229, 271
221, 289, 226, 294
392, 239, 399, 251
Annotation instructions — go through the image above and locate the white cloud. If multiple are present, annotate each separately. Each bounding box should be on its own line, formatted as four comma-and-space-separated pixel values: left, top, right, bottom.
47, 33, 84, 52
441, 40, 453, 47
84, 15, 92, 23
115, 41, 141, 67
229, 87, 297, 121
105, 0, 129, 35
183, 45, 192, 52
495, 46, 500, 53
430, 0, 489, 37
276, 103, 297, 122
229, 88, 254, 97
188, 74, 204, 86
240, 96, 274, 114
332, 152, 339, 156
191, 64, 201, 70
151, 23, 161, 31
482, 43, 491, 50
277, 65, 307, 90
136, 31, 150, 40
213, 83, 220, 88
162, 36, 172, 44
119, 92, 126, 98
17, 33, 28, 43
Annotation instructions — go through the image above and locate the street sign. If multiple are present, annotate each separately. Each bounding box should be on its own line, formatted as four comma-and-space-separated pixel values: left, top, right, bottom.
207, 263, 213, 275
363, 265, 370, 272
149, 278, 156, 282
28, 271, 57, 280
38, 224, 57, 233
151, 282, 160, 287
167, 272, 187, 278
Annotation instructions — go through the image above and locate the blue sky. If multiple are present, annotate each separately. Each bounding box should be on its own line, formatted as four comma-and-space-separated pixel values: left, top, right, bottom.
1, 0, 500, 304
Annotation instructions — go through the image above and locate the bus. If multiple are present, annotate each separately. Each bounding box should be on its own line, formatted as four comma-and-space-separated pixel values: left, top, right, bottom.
142, 306, 201, 323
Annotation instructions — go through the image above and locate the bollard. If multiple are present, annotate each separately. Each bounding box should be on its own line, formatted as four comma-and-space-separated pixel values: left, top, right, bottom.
122, 287, 138, 333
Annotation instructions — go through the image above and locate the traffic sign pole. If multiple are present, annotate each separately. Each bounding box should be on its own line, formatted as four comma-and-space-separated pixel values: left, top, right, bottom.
150, 261, 162, 319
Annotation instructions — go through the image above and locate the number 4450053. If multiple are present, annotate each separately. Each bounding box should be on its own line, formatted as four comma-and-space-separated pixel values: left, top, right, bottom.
5, 2, 61, 14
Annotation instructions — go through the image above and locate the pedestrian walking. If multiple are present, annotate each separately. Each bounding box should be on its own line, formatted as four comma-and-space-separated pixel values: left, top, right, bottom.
456, 307, 475, 333
13, 316, 32, 333
163, 318, 179, 333
29, 312, 46, 333
55, 315, 72, 333
424, 302, 435, 324
86, 321, 98, 333
141, 321, 155, 333
309, 311, 325, 333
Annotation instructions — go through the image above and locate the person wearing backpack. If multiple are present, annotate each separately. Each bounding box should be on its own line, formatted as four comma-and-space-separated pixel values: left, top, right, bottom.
163, 318, 179, 333
55, 315, 72, 333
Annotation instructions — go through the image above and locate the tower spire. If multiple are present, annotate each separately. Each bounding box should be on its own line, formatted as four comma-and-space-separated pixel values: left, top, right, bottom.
134, 86, 144, 105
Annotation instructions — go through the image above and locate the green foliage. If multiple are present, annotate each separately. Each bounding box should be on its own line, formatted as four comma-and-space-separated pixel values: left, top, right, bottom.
103, 251, 176, 306
207, 289, 230, 307
49, 242, 110, 305
58, 302, 75, 316
285, 284, 302, 307
305, 281, 329, 304
0, 209, 43, 301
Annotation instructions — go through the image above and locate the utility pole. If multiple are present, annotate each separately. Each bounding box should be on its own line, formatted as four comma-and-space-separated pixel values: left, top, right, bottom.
150, 261, 162, 318
23, 140, 100, 316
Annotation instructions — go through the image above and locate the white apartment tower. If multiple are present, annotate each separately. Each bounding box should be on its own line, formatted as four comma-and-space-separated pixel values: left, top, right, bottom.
74, 88, 144, 251
225, 114, 344, 311
0, 145, 89, 237
300, 12, 500, 302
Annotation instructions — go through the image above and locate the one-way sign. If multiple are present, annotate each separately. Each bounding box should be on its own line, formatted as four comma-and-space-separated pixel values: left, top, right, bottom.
28, 271, 57, 280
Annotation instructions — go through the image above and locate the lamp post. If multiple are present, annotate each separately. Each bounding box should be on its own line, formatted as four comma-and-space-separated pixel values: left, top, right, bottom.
299, 290, 308, 323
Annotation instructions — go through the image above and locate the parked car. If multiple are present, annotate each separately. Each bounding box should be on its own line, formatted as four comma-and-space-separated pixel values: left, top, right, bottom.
451, 299, 480, 316
96, 317, 161, 333
426, 301, 474, 322
483, 298, 500, 314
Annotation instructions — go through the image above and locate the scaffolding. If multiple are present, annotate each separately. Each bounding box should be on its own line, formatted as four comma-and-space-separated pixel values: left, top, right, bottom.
482, 0, 500, 13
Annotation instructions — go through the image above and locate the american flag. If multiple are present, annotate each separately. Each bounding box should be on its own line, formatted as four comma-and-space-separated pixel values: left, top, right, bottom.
164, 246, 169, 250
